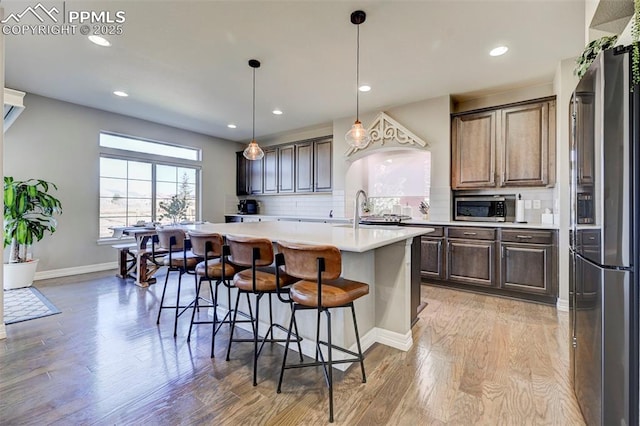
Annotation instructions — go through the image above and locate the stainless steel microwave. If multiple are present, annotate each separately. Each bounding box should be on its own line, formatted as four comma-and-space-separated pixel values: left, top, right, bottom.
454, 195, 515, 222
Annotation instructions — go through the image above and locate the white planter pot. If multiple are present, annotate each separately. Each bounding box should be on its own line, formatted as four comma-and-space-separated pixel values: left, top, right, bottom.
3, 259, 39, 290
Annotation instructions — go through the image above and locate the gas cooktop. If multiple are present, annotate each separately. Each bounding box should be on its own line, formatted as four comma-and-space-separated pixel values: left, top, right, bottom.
359, 214, 412, 225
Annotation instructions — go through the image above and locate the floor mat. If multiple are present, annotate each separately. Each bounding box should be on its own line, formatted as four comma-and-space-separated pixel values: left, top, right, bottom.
4, 287, 61, 324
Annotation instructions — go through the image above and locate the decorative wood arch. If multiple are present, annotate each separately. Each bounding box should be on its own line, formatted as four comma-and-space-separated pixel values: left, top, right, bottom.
345, 112, 428, 156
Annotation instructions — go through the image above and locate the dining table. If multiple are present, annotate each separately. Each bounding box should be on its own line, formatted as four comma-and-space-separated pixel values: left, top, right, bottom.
111, 226, 164, 287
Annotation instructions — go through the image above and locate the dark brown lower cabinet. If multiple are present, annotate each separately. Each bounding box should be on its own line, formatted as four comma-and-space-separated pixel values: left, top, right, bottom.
420, 238, 444, 280
500, 243, 553, 295
420, 226, 445, 280
446, 239, 495, 287
417, 225, 558, 304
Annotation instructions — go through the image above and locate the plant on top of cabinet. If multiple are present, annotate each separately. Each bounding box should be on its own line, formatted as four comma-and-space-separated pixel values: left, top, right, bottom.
574, 35, 618, 79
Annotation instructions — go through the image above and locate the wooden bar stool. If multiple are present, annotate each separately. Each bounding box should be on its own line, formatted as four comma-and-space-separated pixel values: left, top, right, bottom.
275, 241, 368, 423
155, 227, 202, 337
225, 235, 303, 386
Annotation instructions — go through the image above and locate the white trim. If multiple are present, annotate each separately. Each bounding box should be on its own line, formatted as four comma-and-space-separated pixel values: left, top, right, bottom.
375, 327, 413, 351
345, 111, 428, 156
34, 262, 117, 281
0, 324, 6, 340
556, 297, 569, 312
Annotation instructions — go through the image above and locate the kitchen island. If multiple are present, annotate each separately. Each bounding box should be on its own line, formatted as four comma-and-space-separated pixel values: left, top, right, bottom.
188, 221, 433, 359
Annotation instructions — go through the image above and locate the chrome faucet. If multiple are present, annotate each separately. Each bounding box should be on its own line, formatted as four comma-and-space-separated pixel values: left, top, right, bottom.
353, 189, 368, 230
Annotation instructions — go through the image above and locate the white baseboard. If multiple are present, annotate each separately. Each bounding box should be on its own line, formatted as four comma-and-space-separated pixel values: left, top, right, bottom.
34, 262, 118, 281
375, 327, 413, 351
556, 298, 569, 312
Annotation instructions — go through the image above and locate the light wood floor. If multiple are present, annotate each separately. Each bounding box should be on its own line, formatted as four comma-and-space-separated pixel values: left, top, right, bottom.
0, 270, 585, 425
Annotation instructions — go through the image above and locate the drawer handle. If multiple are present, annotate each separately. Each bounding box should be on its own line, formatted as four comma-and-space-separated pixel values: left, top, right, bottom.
588, 236, 596, 240
516, 235, 533, 239
463, 232, 477, 236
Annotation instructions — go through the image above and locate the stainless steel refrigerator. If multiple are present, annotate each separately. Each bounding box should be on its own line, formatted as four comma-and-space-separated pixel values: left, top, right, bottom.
569, 46, 640, 425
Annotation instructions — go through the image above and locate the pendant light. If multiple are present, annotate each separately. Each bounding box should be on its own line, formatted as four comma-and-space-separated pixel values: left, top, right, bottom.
243, 59, 265, 160
345, 10, 371, 149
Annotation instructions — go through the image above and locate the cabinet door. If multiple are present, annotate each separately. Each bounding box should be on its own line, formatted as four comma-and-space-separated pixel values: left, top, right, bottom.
314, 139, 332, 192
451, 111, 496, 189
500, 243, 553, 295
278, 145, 295, 193
420, 237, 444, 280
500, 101, 551, 187
263, 149, 278, 193
575, 93, 595, 185
236, 152, 250, 196
295, 142, 314, 192
249, 156, 263, 194
446, 239, 495, 286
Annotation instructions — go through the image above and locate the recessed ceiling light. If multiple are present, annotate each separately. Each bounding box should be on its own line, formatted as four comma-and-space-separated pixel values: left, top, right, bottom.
227, 124, 237, 129
489, 46, 509, 57
88, 35, 111, 47
113, 91, 129, 97
359, 85, 371, 92
272, 109, 283, 115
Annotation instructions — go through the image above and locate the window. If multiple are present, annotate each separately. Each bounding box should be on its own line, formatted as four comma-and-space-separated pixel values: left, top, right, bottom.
99, 132, 201, 238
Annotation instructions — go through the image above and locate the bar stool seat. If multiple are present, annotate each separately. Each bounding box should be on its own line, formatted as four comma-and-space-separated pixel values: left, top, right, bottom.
163, 251, 201, 269
234, 267, 297, 292
195, 258, 237, 278
289, 278, 369, 308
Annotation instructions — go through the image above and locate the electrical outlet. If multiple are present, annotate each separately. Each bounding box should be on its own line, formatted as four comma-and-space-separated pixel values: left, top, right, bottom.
533, 199, 541, 209
524, 200, 532, 209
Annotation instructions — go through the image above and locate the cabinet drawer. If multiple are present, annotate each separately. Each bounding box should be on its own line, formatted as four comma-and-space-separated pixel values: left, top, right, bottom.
448, 227, 495, 240
420, 226, 444, 238
501, 229, 553, 244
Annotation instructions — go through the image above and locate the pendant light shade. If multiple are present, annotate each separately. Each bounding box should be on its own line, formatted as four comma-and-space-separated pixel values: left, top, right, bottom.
243, 139, 264, 160
243, 59, 265, 161
345, 10, 370, 148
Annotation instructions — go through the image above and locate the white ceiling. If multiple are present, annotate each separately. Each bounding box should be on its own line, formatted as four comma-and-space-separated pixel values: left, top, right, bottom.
4, 0, 586, 142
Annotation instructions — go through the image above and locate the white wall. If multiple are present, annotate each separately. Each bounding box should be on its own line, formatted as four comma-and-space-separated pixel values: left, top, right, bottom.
3, 94, 242, 273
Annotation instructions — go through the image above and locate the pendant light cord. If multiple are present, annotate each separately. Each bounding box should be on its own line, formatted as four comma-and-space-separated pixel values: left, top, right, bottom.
356, 23, 360, 121
252, 67, 256, 141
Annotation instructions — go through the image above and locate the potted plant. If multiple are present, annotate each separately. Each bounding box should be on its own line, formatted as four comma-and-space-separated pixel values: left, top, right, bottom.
574, 34, 618, 79
3, 177, 62, 289
158, 194, 188, 225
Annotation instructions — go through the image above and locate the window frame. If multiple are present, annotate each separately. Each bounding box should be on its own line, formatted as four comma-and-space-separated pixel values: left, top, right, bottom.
98, 132, 202, 241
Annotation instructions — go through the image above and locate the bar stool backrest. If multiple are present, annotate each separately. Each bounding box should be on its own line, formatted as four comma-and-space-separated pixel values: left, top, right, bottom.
188, 232, 223, 258
156, 227, 187, 251
276, 241, 341, 281
226, 235, 273, 267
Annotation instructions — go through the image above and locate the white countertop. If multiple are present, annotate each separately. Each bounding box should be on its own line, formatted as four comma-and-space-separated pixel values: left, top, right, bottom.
225, 213, 349, 223
403, 219, 559, 230
225, 214, 558, 230
188, 221, 433, 253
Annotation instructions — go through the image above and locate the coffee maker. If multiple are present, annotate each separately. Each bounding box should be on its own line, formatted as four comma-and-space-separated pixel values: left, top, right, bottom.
237, 199, 258, 214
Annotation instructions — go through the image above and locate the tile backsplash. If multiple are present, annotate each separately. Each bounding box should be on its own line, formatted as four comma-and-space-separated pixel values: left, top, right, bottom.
231, 186, 556, 224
